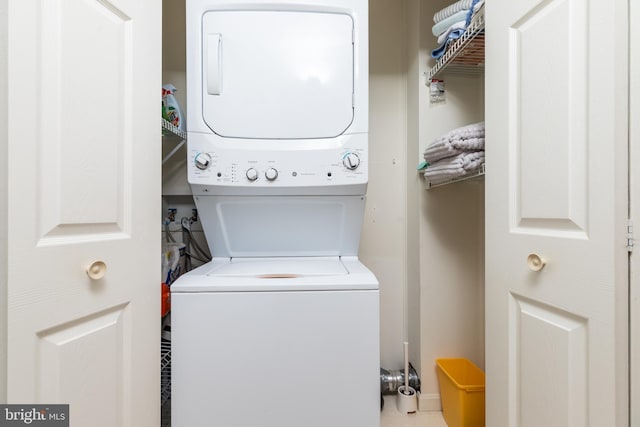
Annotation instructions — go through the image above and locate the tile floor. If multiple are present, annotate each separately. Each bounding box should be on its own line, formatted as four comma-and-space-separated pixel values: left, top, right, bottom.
161, 398, 449, 427
381, 396, 448, 427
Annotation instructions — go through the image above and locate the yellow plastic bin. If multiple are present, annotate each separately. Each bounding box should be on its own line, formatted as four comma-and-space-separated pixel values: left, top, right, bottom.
436, 358, 485, 427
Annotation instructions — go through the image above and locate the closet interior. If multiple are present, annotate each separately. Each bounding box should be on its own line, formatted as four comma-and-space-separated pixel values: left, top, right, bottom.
407, 0, 485, 409
160, 0, 487, 415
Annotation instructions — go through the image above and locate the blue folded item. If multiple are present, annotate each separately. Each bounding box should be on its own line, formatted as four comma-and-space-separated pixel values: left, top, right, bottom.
430, 0, 481, 59
464, 0, 481, 27
431, 28, 466, 59
432, 10, 468, 37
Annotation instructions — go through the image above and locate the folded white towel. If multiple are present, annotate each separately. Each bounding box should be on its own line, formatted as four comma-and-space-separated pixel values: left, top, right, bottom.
432, 10, 468, 37
433, 0, 475, 23
427, 151, 484, 172
424, 137, 484, 163
451, 136, 484, 151
437, 21, 468, 44
431, 1, 484, 37
423, 151, 485, 185
424, 165, 484, 186
423, 122, 485, 164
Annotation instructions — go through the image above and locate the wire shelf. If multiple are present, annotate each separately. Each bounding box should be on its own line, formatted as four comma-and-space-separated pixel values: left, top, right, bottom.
162, 118, 187, 139
425, 163, 485, 189
426, 6, 485, 80
162, 119, 187, 165
161, 338, 171, 406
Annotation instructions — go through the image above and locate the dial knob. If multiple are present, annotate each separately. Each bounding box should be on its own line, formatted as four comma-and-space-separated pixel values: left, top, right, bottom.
194, 153, 212, 170
265, 167, 278, 181
246, 168, 258, 182
342, 152, 361, 170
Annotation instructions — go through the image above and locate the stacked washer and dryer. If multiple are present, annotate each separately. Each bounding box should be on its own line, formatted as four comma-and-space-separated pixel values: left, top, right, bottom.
171, 0, 379, 425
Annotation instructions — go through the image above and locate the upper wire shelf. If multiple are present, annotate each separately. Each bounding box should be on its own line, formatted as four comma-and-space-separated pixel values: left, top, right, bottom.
162, 118, 186, 165
425, 5, 485, 80
162, 118, 187, 139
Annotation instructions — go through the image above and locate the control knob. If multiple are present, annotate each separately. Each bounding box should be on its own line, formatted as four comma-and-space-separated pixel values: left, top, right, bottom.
265, 167, 278, 181
342, 152, 361, 170
246, 168, 258, 182
194, 152, 212, 170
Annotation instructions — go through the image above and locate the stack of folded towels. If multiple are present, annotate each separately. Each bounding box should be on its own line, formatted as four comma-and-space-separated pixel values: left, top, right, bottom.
431, 0, 485, 59
422, 122, 485, 186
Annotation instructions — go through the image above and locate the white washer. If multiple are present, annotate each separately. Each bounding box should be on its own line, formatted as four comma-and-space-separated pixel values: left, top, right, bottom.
174, 0, 378, 425
171, 257, 379, 426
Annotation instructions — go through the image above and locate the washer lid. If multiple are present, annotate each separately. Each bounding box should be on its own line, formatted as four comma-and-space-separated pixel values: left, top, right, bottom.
207, 257, 348, 278
201, 9, 354, 139
171, 256, 378, 292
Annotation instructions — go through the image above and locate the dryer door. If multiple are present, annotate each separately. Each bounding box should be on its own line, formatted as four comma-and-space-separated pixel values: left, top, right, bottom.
201, 10, 354, 139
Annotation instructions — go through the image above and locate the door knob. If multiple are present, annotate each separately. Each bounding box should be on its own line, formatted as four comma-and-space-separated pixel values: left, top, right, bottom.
527, 253, 546, 272
86, 260, 107, 280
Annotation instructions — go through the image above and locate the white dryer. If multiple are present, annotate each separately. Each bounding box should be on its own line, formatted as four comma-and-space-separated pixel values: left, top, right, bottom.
173, 0, 378, 425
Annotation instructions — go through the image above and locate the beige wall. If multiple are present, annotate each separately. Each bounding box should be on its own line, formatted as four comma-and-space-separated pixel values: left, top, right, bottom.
405, 0, 423, 379
162, 0, 189, 195
362, 0, 409, 369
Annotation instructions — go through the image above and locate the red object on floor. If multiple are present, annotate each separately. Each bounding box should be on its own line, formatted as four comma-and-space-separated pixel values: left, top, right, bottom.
161, 283, 171, 317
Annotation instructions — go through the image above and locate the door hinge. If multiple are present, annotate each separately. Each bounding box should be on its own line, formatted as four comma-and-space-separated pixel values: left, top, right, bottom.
627, 219, 634, 253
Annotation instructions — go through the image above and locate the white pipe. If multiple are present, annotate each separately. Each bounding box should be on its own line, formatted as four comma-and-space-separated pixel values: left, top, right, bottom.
403, 341, 409, 389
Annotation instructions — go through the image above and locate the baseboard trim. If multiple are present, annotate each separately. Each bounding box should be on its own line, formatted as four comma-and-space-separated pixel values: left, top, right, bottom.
418, 392, 441, 412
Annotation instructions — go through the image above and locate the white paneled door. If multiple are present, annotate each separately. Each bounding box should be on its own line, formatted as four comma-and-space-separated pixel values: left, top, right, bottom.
6, 0, 160, 426
485, 0, 629, 426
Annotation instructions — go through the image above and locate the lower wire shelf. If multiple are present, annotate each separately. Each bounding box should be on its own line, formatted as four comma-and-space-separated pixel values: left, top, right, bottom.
161, 337, 172, 427
425, 163, 485, 189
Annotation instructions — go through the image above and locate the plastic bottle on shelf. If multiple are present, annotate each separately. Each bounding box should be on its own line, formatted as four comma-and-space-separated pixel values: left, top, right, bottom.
162, 84, 185, 131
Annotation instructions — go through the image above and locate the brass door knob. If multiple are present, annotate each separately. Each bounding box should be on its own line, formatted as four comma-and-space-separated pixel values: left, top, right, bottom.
527, 253, 546, 272
86, 260, 107, 280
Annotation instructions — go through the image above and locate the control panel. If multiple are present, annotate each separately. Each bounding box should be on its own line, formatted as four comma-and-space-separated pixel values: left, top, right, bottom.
187, 133, 368, 190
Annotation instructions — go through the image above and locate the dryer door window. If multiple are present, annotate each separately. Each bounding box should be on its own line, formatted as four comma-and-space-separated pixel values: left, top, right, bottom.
201, 10, 354, 140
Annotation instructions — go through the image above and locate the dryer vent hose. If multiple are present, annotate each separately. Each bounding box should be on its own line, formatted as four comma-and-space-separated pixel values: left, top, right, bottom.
380, 363, 420, 394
